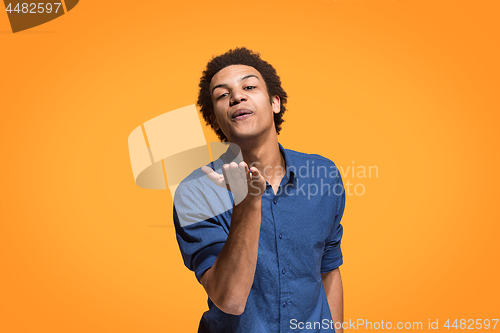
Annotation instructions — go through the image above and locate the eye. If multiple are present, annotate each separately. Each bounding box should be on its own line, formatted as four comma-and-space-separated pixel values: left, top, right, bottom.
244, 86, 256, 90
217, 93, 229, 100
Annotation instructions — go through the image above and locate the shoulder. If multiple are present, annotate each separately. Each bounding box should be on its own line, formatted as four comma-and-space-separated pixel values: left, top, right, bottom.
174, 166, 210, 201
174, 158, 225, 203
288, 148, 336, 164
173, 159, 233, 226
283, 147, 343, 184
284, 147, 340, 170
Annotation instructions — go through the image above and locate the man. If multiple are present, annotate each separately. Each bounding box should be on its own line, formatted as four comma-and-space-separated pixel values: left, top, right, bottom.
173, 47, 345, 332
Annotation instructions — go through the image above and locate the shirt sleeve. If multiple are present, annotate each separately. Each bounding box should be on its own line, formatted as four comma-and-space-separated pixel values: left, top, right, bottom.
173, 179, 230, 283
321, 171, 345, 273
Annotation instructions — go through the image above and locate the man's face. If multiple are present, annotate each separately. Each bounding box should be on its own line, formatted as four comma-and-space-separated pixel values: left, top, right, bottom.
209, 65, 280, 143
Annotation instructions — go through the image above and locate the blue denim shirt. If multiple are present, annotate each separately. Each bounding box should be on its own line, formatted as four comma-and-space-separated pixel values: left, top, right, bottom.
173, 143, 345, 332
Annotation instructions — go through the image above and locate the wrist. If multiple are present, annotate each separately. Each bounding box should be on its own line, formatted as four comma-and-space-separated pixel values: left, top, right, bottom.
234, 194, 261, 211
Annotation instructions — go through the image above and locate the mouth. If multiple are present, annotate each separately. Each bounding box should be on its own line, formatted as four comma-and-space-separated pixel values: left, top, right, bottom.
232, 108, 254, 121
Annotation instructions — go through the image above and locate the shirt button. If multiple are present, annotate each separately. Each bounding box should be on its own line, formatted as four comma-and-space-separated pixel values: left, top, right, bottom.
283, 302, 287, 307
273, 198, 278, 204
282, 268, 286, 274
279, 233, 283, 239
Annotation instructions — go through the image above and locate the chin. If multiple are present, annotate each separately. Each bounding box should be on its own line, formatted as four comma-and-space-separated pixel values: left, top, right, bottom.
227, 130, 261, 143
225, 124, 273, 143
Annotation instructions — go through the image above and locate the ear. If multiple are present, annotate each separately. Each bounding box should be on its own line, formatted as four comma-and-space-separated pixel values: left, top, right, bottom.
271, 95, 281, 114
209, 114, 220, 131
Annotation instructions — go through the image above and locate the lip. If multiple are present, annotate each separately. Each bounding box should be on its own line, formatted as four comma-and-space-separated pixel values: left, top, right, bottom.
231, 108, 254, 120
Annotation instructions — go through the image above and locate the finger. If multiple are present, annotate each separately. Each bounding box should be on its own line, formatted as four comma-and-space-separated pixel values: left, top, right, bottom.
221, 164, 232, 191
249, 166, 261, 180
201, 165, 213, 175
233, 162, 249, 187
248, 167, 265, 197
226, 162, 242, 188
241, 162, 251, 181
201, 165, 226, 188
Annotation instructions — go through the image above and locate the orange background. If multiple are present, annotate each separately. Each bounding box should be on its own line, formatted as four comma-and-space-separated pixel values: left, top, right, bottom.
1, 1, 499, 332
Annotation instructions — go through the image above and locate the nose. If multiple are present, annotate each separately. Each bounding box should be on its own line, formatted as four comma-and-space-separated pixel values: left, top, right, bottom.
229, 88, 247, 107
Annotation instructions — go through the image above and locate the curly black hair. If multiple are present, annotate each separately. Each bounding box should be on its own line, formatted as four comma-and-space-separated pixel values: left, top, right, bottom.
197, 47, 288, 142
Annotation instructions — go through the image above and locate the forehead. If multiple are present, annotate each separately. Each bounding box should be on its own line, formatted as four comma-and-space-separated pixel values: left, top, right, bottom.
210, 65, 263, 90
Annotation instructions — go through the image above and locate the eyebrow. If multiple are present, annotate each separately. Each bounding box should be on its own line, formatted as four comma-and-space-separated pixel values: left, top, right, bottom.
211, 74, 260, 94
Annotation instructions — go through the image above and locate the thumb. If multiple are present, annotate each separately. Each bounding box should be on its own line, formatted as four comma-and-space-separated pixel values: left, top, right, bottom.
249, 167, 262, 180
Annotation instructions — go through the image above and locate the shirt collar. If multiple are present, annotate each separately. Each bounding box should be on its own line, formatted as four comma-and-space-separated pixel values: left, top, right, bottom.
278, 142, 296, 185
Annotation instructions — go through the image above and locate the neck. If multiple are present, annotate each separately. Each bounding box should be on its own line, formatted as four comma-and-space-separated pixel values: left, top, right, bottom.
229, 132, 285, 183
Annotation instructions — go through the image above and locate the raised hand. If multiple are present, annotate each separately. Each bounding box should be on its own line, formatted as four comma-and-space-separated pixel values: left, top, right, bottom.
201, 162, 266, 205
